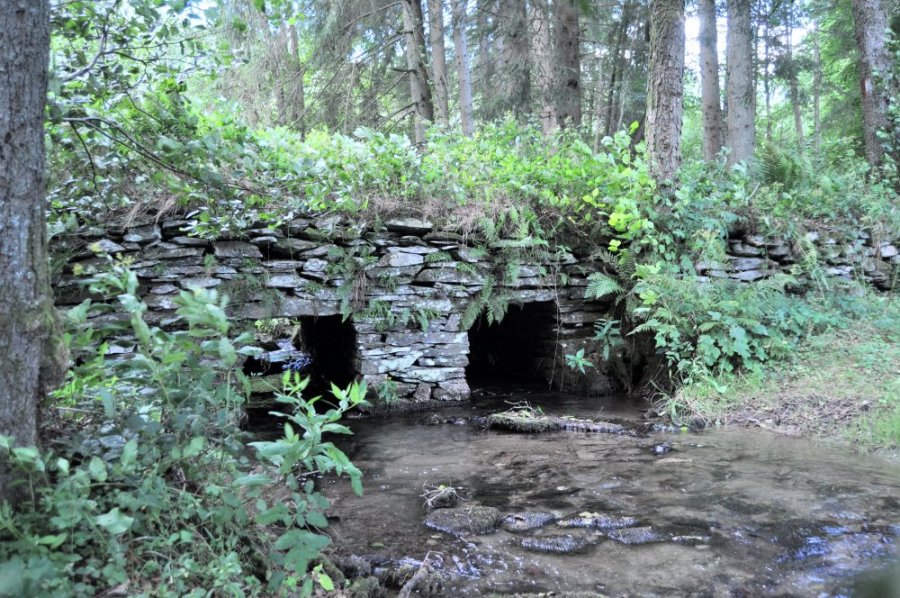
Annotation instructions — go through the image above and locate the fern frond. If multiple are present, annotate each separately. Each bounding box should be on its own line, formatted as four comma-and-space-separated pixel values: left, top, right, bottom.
585, 272, 623, 300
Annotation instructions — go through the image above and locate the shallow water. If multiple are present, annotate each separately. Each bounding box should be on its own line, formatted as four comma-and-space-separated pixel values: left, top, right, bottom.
320, 388, 900, 596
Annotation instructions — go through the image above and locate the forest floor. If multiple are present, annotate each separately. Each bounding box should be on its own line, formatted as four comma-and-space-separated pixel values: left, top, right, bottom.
668, 319, 900, 455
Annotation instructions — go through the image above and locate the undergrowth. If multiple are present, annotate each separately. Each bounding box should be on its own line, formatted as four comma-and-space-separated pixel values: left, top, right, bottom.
662, 291, 900, 449
0, 264, 366, 596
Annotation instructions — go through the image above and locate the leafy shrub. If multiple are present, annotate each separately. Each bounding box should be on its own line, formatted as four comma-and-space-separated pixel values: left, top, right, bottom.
0, 265, 365, 596
630, 267, 830, 382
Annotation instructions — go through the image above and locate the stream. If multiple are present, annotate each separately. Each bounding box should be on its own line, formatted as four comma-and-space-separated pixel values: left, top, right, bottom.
319, 388, 900, 596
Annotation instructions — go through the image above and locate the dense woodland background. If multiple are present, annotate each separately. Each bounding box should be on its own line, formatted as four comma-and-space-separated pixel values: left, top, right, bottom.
0, 0, 898, 595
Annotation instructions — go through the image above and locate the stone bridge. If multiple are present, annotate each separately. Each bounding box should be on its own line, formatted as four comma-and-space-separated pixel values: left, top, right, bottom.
53, 215, 614, 403
52, 214, 897, 404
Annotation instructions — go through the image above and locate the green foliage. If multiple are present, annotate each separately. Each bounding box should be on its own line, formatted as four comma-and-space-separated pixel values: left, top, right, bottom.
0, 265, 364, 596
585, 272, 624, 300
564, 349, 595, 374
460, 279, 516, 330
631, 269, 828, 380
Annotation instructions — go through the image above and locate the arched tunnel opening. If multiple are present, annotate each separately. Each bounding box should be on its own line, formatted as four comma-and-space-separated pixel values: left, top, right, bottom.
242, 315, 358, 407
466, 301, 558, 388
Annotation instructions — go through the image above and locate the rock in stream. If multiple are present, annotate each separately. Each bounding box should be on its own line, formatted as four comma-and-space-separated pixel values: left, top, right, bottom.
521, 533, 594, 554
423, 505, 504, 536
502, 511, 558, 533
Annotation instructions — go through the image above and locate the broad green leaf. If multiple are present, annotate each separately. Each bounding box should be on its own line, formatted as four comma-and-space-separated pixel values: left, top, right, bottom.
95, 508, 134, 535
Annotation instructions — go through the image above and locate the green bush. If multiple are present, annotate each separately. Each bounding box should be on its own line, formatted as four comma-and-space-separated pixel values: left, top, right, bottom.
0, 265, 365, 597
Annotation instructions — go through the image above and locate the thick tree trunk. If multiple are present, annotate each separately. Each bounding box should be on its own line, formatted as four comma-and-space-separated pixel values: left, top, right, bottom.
530, 0, 558, 133
452, 0, 475, 135
726, 0, 756, 166
0, 0, 67, 502
403, 0, 432, 143
698, 0, 724, 159
850, 0, 894, 168
646, 0, 685, 184
555, 0, 581, 127
427, 0, 450, 126
497, 0, 530, 118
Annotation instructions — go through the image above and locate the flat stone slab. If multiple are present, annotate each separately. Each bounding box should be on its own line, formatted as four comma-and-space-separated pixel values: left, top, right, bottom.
557, 513, 638, 530
606, 526, 666, 545
386, 218, 433, 234
415, 268, 483, 286
376, 252, 424, 268
213, 241, 262, 259
502, 512, 557, 533
423, 505, 503, 536
521, 534, 593, 554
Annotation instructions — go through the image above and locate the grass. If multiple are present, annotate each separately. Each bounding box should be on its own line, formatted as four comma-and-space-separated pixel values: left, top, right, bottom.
664, 296, 900, 452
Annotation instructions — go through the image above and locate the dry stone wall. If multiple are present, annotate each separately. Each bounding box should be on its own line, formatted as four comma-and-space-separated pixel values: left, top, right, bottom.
52, 216, 897, 405
697, 230, 897, 290
53, 215, 614, 403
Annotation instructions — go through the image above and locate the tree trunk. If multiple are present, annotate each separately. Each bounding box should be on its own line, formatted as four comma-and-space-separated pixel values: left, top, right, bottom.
277, 23, 306, 136
0, 0, 67, 502
604, 1, 634, 136
698, 0, 724, 159
646, 0, 685, 184
555, 0, 581, 127
786, 3, 804, 150
762, 15, 772, 143
403, 0, 431, 143
726, 0, 756, 166
812, 18, 822, 154
411, 0, 435, 122
530, 0, 558, 133
428, 0, 450, 126
850, 0, 894, 168
497, 0, 530, 118
476, 0, 495, 101
452, 0, 475, 135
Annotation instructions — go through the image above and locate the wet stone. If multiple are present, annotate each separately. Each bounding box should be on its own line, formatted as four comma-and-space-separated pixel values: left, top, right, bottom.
423, 505, 503, 536
520, 534, 593, 554
606, 526, 666, 545
557, 513, 638, 530
502, 511, 557, 533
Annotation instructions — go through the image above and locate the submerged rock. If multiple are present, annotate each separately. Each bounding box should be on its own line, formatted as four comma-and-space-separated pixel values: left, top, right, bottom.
606, 526, 667, 545
521, 534, 593, 554
488, 410, 632, 435
557, 513, 638, 530
502, 511, 558, 533
423, 505, 503, 536
651, 441, 673, 455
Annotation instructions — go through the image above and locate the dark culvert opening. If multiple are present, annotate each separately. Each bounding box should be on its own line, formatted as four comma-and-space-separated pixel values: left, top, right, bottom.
466, 301, 558, 387
297, 315, 359, 397
243, 315, 358, 408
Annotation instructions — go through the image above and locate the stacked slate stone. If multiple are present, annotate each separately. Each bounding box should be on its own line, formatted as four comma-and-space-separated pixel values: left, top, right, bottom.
52, 214, 613, 404
695, 231, 898, 290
